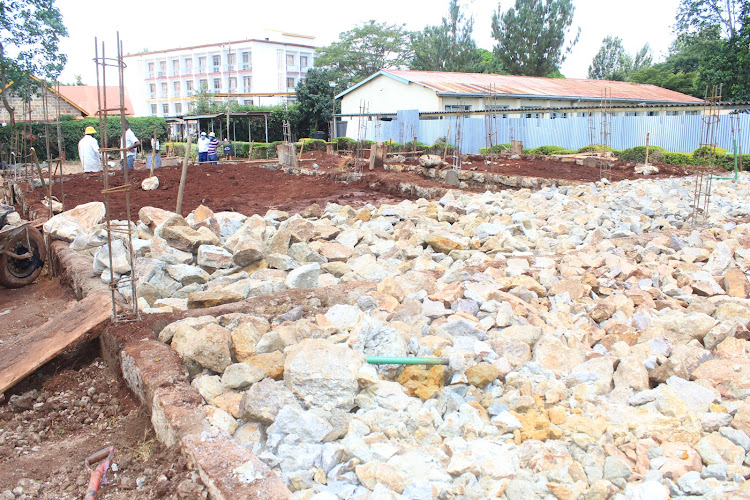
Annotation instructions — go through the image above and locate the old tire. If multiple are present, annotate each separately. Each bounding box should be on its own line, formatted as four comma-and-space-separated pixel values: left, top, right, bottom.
0, 226, 45, 288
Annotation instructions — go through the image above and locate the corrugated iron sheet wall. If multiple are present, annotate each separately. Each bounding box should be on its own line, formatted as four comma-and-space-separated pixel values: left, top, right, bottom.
349, 112, 750, 154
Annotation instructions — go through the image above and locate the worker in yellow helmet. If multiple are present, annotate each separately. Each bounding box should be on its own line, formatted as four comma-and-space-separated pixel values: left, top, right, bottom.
78, 126, 101, 173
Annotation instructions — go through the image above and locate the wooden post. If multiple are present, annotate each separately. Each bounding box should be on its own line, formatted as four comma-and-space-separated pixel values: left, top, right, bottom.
29, 148, 47, 190
298, 140, 305, 161
443, 125, 451, 162
176, 133, 193, 215
248, 141, 254, 160
644, 132, 651, 166
413, 136, 417, 152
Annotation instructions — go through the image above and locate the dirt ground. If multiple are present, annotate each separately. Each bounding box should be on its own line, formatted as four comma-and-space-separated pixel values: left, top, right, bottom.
25, 150, 693, 221
0, 341, 205, 499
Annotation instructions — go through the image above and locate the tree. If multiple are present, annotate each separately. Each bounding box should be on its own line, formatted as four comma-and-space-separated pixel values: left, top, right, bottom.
410, 0, 480, 72
295, 67, 343, 136
490, 0, 580, 77
0, 0, 68, 127
315, 21, 412, 83
671, 0, 750, 99
474, 48, 505, 74
589, 37, 652, 80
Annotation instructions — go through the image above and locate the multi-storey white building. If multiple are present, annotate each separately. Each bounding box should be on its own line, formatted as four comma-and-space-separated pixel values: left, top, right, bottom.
123, 31, 316, 117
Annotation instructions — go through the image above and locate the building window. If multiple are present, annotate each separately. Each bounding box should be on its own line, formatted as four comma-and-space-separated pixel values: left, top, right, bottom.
162, 104, 168, 114
287, 77, 295, 89
242, 51, 251, 69
185, 58, 192, 69
149, 83, 156, 97
243, 99, 254, 106
151, 104, 157, 115
213, 78, 221, 90
227, 52, 236, 65
685, 110, 699, 115
666, 110, 680, 116
198, 56, 206, 73
171, 59, 179, 75
175, 103, 182, 114
445, 104, 471, 113
286, 54, 295, 65
647, 111, 658, 116
200, 79, 208, 90
173, 81, 181, 96
212, 55, 220, 66
186, 80, 193, 93
300, 56, 308, 68
229, 77, 237, 91
243, 76, 251, 91
147, 62, 154, 77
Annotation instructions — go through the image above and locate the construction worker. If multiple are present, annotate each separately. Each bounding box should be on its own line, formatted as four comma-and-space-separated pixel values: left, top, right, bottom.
197, 131, 209, 163
222, 137, 233, 159
78, 126, 101, 173
207, 132, 219, 164
121, 120, 140, 170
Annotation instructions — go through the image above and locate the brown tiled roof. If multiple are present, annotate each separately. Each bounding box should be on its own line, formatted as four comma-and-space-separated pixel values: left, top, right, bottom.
383, 70, 704, 103
57, 86, 134, 116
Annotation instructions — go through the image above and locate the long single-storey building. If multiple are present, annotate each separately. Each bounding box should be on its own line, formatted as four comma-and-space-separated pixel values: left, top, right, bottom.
336, 70, 705, 120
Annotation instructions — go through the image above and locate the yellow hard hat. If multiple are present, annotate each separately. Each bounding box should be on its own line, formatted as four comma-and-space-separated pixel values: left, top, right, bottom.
84, 126, 96, 135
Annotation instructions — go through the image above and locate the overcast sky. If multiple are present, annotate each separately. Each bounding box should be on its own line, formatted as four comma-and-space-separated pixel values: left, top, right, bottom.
56, 0, 682, 84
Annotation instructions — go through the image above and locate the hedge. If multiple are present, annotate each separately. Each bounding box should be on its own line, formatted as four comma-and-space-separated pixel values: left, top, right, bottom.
0, 116, 168, 161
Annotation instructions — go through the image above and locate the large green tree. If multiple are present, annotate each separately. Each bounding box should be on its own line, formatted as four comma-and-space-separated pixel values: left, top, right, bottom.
588, 36, 652, 81
670, 0, 750, 99
490, 0, 580, 77
410, 0, 480, 72
315, 21, 412, 84
0, 0, 68, 127
295, 67, 343, 136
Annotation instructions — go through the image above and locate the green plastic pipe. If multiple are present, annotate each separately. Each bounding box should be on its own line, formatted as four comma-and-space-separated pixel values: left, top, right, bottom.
366, 356, 449, 365
710, 138, 739, 181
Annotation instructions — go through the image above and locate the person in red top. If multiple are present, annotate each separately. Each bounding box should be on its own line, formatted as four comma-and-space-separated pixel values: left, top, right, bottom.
207, 132, 220, 164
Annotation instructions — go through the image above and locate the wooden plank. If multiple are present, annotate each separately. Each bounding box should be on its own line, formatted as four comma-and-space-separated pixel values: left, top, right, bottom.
0, 292, 112, 394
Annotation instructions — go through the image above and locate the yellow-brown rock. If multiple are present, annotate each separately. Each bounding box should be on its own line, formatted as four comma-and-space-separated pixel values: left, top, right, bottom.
724, 267, 750, 298
466, 363, 501, 388
396, 365, 446, 401
248, 351, 285, 380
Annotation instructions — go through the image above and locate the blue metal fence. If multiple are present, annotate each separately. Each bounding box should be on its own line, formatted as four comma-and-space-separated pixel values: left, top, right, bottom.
350, 110, 750, 154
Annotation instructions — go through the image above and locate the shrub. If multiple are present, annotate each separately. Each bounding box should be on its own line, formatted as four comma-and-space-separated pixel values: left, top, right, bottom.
427, 141, 455, 155
164, 142, 197, 159
577, 145, 615, 154
692, 146, 729, 160
334, 137, 357, 150
479, 144, 510, 154
529, 145, 568, 155
619, 145, 667, 163
300, 138, 327, 151
662, 152, 695, 166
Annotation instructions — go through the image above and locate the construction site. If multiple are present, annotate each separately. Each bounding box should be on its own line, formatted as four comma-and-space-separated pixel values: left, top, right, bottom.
4, 36, 750, 500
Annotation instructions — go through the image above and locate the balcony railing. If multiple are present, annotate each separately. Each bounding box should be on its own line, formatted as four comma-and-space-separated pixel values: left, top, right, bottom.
197, 67, 206, 74
148, 92, 155, 99
241, 63, 251, 70
172, 92, 181, 97
159, 92, 167, 98
225, 65, 235, 72
146, 72, 154, 79
157, 71, 166, 77
242, 87, 251, 93
186, 90, 194, 96
183, 68, 193, 75
212, 65, 221, 73
171, 70, 180, 77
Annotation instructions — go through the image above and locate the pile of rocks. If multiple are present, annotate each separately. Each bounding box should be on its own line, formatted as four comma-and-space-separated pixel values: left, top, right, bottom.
52, 174, 750, 498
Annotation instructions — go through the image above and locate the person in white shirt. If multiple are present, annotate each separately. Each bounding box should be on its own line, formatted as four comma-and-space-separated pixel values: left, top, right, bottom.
197, 131, 209, 163
121, 120, 140, 170
78, 126, 101, 173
